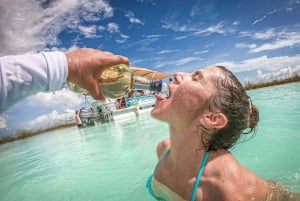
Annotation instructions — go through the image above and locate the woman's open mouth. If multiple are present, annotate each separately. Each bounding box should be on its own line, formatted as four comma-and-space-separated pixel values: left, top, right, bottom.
155, 93, 166, 100
154, 85, 170, 100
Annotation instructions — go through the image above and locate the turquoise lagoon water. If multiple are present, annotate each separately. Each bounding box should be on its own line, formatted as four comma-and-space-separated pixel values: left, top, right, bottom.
0, 82, 299, 201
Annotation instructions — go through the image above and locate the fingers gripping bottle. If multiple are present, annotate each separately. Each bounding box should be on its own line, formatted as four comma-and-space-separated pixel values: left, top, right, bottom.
68, 64, 132, 99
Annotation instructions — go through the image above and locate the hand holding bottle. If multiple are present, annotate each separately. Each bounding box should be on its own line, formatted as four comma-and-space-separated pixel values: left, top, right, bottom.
66, 48, 130, 101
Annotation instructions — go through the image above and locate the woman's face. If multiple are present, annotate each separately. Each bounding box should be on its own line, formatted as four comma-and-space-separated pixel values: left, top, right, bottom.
151, 66, 222, 125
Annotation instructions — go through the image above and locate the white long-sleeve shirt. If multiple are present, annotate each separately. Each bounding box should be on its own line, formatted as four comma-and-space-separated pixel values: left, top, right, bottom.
0, 52, 68, 113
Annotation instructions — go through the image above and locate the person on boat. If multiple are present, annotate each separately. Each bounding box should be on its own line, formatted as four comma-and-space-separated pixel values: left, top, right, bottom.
75, 111, 83, 128
147, 66, 300, 201
127, 89, 135, 98
0, 48, 129, 113
120, 97, 127, 108
117, 97, 126, 109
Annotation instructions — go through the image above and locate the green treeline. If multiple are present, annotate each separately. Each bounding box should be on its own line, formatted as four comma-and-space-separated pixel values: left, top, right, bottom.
244, 74, 300, 90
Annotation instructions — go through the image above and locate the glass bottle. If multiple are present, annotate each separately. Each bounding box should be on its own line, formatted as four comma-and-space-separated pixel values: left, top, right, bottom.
68, 64, 132, 99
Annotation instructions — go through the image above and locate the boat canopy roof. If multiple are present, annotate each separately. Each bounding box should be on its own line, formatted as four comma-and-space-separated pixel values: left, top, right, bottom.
130, 67, 172, 80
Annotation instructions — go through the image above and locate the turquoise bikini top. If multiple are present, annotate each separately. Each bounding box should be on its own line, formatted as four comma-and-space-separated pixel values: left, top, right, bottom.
146, 149, 211, 201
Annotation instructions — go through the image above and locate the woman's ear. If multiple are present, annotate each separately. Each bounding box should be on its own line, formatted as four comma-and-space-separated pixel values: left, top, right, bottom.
199, 112, 227, 129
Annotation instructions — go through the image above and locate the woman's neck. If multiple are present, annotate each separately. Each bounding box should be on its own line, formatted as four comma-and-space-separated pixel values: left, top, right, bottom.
168, 124, 207, 173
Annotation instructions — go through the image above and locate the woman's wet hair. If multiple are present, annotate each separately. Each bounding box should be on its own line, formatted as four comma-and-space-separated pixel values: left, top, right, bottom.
201, 66, 259, 151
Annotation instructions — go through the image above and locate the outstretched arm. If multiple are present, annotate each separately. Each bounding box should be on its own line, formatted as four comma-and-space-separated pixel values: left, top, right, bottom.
0, 48, 129, 113
0, 51, 67, 112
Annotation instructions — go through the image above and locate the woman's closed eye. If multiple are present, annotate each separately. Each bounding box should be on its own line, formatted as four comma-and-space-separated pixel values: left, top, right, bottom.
192, 71, 210, 86
192, 71, 203, 81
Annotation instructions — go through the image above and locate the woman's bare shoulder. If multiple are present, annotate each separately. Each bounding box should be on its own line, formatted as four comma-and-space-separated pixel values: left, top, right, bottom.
156, 138, 171, 159
203, 150, 269, 201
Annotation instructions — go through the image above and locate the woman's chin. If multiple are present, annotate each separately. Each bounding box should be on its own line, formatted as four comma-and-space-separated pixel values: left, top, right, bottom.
151, 108, 166, 122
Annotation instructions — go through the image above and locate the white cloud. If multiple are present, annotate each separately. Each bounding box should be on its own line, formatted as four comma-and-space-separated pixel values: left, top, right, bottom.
235, 43, 257, 49
150, 45, 300, 74
162, 16, 227, 36
146, 34, 163, 38
240, 28, 276, 40
26, 110, 75, 133
193, 50, 208, 55
255, 65, 300, 83
163, 21, 228, 41
239, 28, 300, 53
78, 25, 98, 38
125, 11, 144, 25
98, 25, 106, 32
66, 45, 81, 52
0, 116, 6, 129
163, 23, 193, 32
158, 49, 179, 54
252, 9, 277, 25
250, 35, 300, 53
215, 55, 300, 74
4, 89, 82, 120
154, 56, 203, 69
115, 33, 130, 44
120, 34, 129, 39
232, 21, 240, 26
215, 55, 300, 84
190, 1, 201, 17
0, 89, 84, 137
97, 22, 129, 43
193, 22, 226, 35
24, 89, 82, 111
174, 35, 189, 40
122, 37, 160, 51
105, 22, 129, 43
252, 15, 266, 26
0, 0, 113, 56
175, 57, 203, 66
107, 22, 120, 33
252, 29, 276, 40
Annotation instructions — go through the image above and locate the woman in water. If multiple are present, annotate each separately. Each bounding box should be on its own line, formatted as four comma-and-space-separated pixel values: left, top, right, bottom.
147, 66, 300, 201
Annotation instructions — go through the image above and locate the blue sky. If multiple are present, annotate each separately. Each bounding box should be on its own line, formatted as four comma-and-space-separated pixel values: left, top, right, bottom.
0, 0, 300, 137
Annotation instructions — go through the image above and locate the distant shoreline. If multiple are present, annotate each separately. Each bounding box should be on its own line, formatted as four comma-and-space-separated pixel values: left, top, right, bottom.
244, 76, 300, 90
0, 124, 76, 145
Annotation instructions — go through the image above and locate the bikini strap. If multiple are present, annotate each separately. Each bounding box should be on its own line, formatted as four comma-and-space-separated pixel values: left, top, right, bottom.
145, 149, 171, 200
153, 149, 171, 173
190, 151, 211, 201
